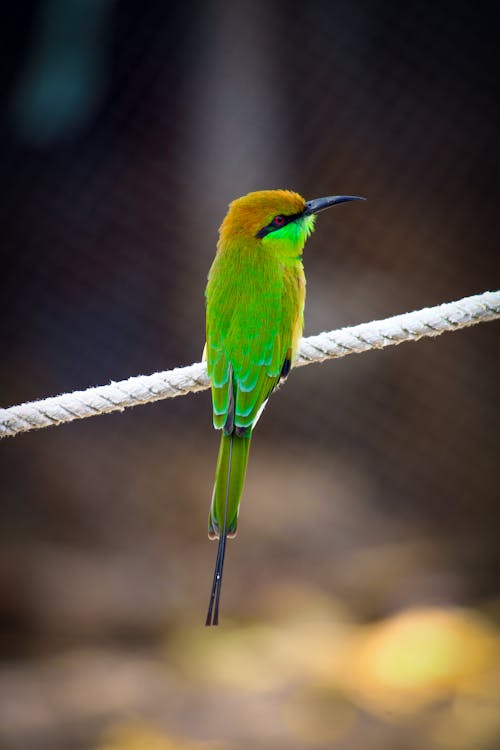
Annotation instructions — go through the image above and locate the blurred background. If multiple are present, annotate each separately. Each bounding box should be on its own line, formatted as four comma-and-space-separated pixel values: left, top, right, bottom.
1, 1, 500, 748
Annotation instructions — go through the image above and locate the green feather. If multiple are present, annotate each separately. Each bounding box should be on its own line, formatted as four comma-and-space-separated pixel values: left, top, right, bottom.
209, 431, 251, 539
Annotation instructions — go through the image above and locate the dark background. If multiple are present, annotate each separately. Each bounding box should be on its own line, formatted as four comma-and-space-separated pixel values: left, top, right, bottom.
1, 2, 499, 749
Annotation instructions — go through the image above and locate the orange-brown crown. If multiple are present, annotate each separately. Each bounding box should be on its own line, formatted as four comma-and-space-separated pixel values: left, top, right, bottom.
219, 190, 306, 245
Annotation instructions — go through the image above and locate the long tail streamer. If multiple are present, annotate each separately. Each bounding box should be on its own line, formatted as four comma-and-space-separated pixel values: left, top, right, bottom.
205, 433, 233, 626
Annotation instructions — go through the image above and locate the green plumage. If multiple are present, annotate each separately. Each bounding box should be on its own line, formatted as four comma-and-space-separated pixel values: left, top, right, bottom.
206, 193, 314, 544
204, 189, 363, 625
209, 432, 251, 539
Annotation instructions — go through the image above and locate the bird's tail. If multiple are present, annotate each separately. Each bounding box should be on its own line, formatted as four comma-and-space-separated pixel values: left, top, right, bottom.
205, 430, 251, 626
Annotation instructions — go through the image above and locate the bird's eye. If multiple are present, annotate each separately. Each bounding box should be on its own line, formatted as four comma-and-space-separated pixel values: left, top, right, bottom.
273, 215, 285, 227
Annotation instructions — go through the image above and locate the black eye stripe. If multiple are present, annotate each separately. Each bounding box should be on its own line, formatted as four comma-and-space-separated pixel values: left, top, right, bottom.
255, 210, 303, 239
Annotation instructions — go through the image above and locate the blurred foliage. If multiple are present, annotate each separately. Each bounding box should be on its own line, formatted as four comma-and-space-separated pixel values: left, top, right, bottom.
1, 0, 499, 748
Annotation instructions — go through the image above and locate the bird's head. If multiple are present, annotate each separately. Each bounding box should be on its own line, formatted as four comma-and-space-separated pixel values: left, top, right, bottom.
218, 189, 365, 258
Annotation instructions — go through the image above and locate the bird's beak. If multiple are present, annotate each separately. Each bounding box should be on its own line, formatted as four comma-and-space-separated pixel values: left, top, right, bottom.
303, 195, 366, 215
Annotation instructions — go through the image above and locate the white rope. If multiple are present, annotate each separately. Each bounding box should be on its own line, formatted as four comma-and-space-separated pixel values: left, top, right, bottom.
1, 290, 499, 439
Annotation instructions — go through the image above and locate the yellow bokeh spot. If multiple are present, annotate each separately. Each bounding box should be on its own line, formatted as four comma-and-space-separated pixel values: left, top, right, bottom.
339, 607, 499, 717
95, 721, 224, 750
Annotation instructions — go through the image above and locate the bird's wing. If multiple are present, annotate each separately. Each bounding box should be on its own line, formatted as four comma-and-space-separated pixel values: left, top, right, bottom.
207, 319, 286, 432
207, 300, 300, 433
207, 256, 304, 434
232, 331, 285, 431
206, 334, 232, 430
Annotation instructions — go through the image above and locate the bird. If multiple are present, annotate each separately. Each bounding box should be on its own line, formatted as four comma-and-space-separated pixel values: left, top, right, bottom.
204, 189, 365, 625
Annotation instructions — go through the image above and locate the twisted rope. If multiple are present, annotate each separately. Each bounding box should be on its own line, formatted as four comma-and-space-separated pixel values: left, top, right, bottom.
1, 290, 499, 439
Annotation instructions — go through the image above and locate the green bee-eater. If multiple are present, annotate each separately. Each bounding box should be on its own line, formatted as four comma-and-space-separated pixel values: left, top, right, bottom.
205, 189, 364, 625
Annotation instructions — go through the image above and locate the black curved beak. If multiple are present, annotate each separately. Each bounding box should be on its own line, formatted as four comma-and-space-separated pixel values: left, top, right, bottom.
304, 195, 366, 216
